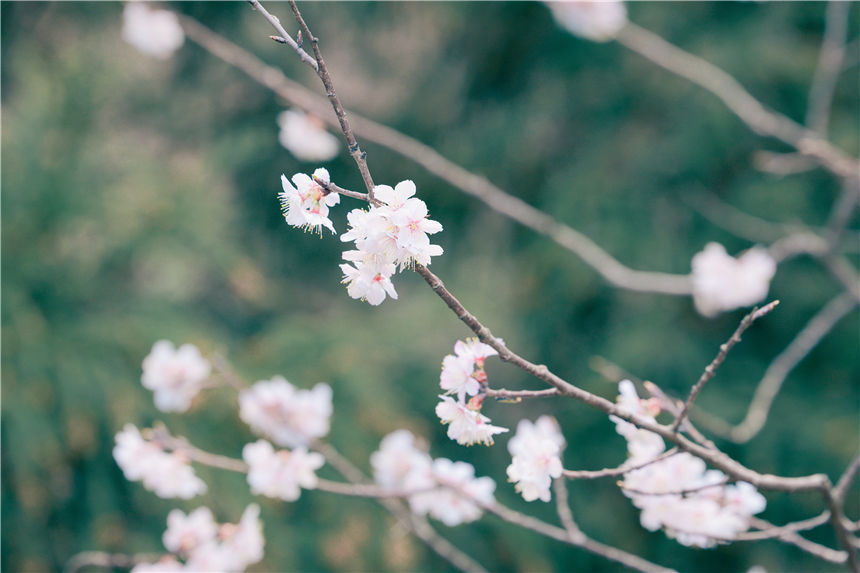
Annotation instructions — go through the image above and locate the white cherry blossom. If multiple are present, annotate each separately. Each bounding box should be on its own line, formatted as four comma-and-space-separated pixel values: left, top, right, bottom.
279, 168, 340, 235
277, 110, 340, 162
122, 3, 185, 59
435, 396, 508, 446
454, 338, 498, 366
506, 416, 566, 502
239, 377, 332, 448
546, 0, 628, 42
339, 253, 398, 306
439, 353, 480, 402
371, 429, 434, 493
131, 556, 186, 573
163, 507, 218, 556
408, 458, 496, 526
610, 381, 767, 547
141, 340, 211, 413
243, 439, 324, 502
113, 424, 207, 499
691, 242, 777, 317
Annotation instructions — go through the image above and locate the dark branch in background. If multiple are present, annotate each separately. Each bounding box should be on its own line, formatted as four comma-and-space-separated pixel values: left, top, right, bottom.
672, 301, 779, 433
806, 1, 851, 135
615, 23, 860, 181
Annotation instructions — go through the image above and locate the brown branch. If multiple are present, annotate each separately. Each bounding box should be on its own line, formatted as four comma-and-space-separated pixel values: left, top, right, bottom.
739, 512, 831, 541
284, 0, 375, 198
672, 301, 780, 433
484, 387, 559, 400
696, 293, 858, 443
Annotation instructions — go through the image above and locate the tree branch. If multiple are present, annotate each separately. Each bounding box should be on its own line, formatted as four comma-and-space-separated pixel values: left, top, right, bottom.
615, 23, 859, 181
672, 301, 780, 433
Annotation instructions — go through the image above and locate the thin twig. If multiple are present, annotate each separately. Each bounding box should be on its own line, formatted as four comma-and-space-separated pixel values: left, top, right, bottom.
246, 0, 318, 70
749, 516, 847, 564
806, 1, 852, 135
696, 293, 858, 443
672, 301, 780, 433
619, 477, 729, 497
553, 478, 584, 541
615, 23, 859, 181
563, 448, 679, 480
835, 451, 860, 504
739, 512, 831, 541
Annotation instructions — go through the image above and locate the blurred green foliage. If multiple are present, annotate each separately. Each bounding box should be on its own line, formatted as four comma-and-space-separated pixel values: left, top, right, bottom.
2, 2, 858, 572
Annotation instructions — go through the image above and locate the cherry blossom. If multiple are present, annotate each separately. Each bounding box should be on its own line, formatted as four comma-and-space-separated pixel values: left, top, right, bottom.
277, 109, 340, 162
337, 179, 443, 304
691, 242, 777, 317
279, 168, 340, 235
435, 395, 508, 446
139, 505, 264, 572
122, 3, 185, 59
141, 340, 211, 413
163, 507, 218, 557
546, 0, 628, 42
453, 338, 498, 367
339, 252, 398, 306
506, 416, 566, 502
113, 424, 207, 499
610, 381, 767, 547
239, 377, 333, 448
440, 353, 480, 402
370, 429, 434, 493
243, 439, 325, 502
408, 458, 496, 526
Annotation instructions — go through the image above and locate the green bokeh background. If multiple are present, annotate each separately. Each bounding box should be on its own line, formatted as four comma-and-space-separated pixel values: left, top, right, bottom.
2, 2, 858, 572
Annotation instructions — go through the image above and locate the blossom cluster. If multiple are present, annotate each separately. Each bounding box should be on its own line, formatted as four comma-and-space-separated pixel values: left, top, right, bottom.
506, 416, 566, 502
113, 424, 207, 499
611, 380, 766, 547
131, 505, 264, 573
340, 180, 443, 305
691, 242, 777, 318
243, 439, 325, 502
239, 376, 333, 448
278, 172, 444, 305
122, 2, 185, 60
371, 429, 496, 526
435, 339, 508, 446
141, 340, 211, 413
